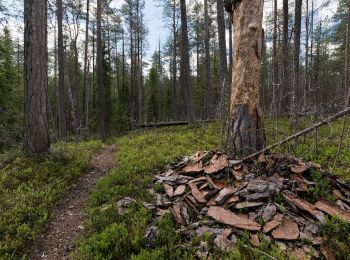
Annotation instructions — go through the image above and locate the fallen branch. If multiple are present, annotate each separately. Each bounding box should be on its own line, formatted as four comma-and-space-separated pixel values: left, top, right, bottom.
137, 121, 189, 128
137, 120, 216, 128
232, 107, 350, 166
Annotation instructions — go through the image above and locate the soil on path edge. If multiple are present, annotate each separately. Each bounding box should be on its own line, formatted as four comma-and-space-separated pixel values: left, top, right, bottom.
27, 144, 117, 260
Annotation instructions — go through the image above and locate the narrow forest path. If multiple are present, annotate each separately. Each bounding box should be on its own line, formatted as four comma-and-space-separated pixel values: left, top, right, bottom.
27, 144, 117, 260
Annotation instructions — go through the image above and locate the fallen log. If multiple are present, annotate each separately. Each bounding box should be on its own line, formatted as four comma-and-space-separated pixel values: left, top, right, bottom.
137, 120, 216, 128
138, 121, 189, 128
231, 107, 350, 165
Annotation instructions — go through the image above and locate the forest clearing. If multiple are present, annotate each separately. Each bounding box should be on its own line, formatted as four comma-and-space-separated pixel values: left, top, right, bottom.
1, 0, 350, 259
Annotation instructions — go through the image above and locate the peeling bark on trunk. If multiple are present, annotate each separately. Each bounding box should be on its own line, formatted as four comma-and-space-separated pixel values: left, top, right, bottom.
226, 0, 265, 156
24, 0, 50, 154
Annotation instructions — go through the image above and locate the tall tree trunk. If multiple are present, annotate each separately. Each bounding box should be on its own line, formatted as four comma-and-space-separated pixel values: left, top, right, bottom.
228, 14, 233, 83
304, 0, 309, 111
96, 0, 106, 140
204, 0, 212, 119
226, 0, 265, 156
82, 0, 90, 140
271, 0, 278, 114
24, 0, 50, 154
92, 23, 96, 109
309, 0, 314, 109
57, 0, 66, 139
345, 0, 350, 107
291, 0, 302, 130
172, 0, 177, 120
71, 40, 80, 134
281, 0, 289, 114
180, 0, 193, 123
217, 0, 228, 113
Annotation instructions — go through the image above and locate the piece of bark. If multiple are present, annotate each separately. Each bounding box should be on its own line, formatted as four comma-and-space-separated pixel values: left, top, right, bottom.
282, 191, 325, 222
196, 226, 226, 236
174, 185, 186, 196
271, 218, 299, 240
142, 202, 156, 211
234, 180, 249, 191
315, 200, 350, 223
184, 197, 200, 213
164, 169, 174, 176
290, 164, 310, 174
263, 214, 283, 233
181, 163, 204, 174
235, 201, 263, 209
204, 189, 220, 201
333, 189, 350, 204
163, 183, 174, 197
145, 226, 158, 247
262, 204, 277, 222
214, 235, 232, 252
206, 198, 218, 207
199, 182, 209, 190
245, 191, 274, 201
258, 154, 267, 163
206, 175, 227, 189
215, 188, 235, 205
250, 233, 261, 247
225, 195, 240, 206
189, 183, 206, 203
181, 204, 190, 225
171, 203, 185, 225
155, 175, 193, 185
186, 195, 199, 206
246, 179, 270, 193
204, 154, 228, 174
117, 197, 136, 207
188, 176, 207, 184
207, 206, 261, 231
221, 228, 232, 238
336, 200, 350, 212
232, 169, 243, 180
291, 174, 308, 192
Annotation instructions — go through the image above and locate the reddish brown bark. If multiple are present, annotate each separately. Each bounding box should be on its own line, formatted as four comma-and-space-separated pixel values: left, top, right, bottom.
24, 0, 50, 154
226, 0, 265, 156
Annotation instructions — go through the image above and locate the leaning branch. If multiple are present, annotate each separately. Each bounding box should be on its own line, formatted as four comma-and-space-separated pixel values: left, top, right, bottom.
232, 107, 350, 165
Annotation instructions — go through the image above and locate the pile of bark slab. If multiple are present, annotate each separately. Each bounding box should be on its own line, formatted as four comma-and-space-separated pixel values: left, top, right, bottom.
150, 151, 350, 259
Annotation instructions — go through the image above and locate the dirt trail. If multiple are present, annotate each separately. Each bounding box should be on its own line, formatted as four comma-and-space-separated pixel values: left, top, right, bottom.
27, 144, 116, 260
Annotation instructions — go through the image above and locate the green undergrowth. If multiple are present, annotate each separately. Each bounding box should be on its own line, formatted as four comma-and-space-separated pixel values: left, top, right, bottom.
74, 124, 222, 259
74, 119, 350, 259
74, 124, 288, 259
265, 116, 350, 181
0, 140, 102, 259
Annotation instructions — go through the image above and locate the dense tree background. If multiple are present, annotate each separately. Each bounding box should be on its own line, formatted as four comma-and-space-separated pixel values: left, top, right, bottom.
0, 0, 349, 151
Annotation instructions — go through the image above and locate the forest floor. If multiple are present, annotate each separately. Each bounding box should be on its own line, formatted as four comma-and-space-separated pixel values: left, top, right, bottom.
1, 119, 350, 259
27, 144, 116, 260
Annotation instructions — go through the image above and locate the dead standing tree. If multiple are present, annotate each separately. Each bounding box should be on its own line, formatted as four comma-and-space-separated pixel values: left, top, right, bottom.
225, 0, 265, 156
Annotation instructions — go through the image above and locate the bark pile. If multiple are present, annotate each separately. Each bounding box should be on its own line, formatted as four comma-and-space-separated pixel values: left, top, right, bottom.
118, 151, 350, 258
